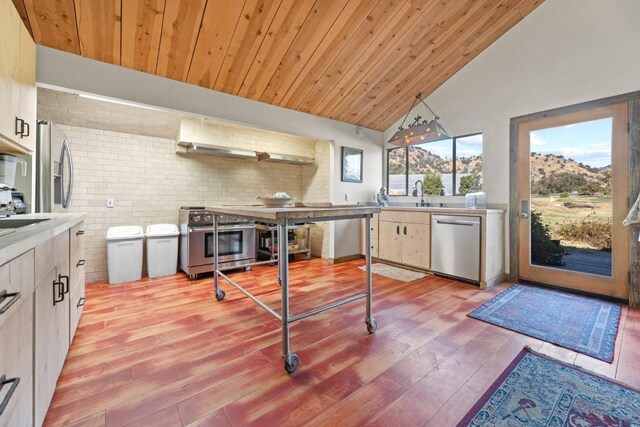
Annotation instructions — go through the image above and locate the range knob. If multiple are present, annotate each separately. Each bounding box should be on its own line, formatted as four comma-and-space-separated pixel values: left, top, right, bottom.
193, 215, 201, 222
204, 215, 212, 222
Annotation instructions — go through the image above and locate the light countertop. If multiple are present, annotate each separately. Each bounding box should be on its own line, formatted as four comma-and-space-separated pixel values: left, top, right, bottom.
380, 206, 505, 215
207, 205, 380, 222
0, 213, 86, 266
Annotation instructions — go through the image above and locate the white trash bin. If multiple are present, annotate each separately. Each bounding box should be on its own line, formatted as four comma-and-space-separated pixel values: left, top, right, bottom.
106, 226, 144, 284
145, 224, 179, 278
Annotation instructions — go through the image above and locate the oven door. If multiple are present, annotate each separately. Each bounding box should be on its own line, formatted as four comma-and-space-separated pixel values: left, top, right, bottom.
189, 225, 256, 266
213, 225, 256, 262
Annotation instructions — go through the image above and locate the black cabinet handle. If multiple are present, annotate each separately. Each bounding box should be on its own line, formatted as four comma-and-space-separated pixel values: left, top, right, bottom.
403, 226, 407, 235
76, 230, 85, 236
77, 259, 86, 267
396, 225, 400, 235
14, 117, 23, 136
59, 275, 70, 294
53, 281, 64, 305
0, 375, 20, 416
0, 290, 21, 315
22, 121, 30, 138
77, 297, 86, 308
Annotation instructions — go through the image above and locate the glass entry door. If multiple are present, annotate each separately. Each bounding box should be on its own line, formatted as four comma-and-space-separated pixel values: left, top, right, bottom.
517, 103, 629, 299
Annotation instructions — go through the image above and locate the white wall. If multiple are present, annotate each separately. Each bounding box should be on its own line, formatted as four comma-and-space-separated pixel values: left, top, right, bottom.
384, 0, 640, 270
36, 47, 384, 259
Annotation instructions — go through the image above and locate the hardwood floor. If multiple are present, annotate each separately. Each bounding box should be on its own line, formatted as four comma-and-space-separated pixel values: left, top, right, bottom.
44, 259, 640, 427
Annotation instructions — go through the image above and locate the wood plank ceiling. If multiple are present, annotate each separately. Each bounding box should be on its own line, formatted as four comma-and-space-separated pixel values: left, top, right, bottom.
13, 0, 544, 131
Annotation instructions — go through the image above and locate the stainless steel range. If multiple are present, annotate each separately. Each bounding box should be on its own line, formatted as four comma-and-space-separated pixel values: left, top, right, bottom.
179, 207, 256, 279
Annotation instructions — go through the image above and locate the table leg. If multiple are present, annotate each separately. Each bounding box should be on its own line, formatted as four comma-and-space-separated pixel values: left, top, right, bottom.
365, 214, 376, 333
214, 215, 225, 301
279, 219, 299, 373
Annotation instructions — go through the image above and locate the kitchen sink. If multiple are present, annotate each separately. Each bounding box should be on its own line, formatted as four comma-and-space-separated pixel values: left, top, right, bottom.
0, 218, 51, 229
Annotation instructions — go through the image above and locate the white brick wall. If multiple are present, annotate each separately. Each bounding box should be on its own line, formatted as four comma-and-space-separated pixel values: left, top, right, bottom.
39, 89, 331, 283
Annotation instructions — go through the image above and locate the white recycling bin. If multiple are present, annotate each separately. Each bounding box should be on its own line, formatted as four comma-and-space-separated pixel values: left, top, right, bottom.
145, 224, 179, 278
106, 226, 144, 284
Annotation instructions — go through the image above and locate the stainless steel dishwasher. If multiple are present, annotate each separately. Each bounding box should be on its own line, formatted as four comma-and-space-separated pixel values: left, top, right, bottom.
431, 214, 481, 283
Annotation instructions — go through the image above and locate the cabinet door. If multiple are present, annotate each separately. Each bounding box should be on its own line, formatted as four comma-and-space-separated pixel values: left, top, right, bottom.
0, 0, 20, 144
17, 22, 36, 152
378, 221, 402, 264
34, 266, 69, 427
69, 274, 85, 343
402, 223, 431, 269
0, 294, 33, 427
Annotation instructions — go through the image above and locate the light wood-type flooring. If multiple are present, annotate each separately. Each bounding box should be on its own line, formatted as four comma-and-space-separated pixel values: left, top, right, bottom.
44, 259, 640, 426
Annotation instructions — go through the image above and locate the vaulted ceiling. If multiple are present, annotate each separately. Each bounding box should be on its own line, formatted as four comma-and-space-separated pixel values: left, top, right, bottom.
12, 0, 543, 131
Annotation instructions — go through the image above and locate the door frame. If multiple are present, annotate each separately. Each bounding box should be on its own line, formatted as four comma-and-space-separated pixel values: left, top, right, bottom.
509, 90, 640, 304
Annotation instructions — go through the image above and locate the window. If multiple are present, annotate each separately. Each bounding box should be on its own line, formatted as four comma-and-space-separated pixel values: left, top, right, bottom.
387, 133, 482, 196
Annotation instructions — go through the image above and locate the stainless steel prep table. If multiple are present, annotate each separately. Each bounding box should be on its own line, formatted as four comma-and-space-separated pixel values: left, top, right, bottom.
207, 205, 381, 373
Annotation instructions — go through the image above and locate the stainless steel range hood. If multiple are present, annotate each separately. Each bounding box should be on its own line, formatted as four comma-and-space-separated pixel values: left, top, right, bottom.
179, 142, 256, 159
257, 152, 314, 165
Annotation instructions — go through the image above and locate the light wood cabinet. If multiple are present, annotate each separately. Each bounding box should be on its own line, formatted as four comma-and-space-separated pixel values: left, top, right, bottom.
378, 221, 402, 264
69, 222, 86, 342
0, 250, 34, 427
17, 22, 36, 152
402, 223, 430, 268
0, 0, 36, 154
376, 211, 431, 269
360, 213, 379, 258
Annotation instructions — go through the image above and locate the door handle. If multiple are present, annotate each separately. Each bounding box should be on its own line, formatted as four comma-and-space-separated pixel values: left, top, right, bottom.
519, 199, 530, 219
59, 274, 70, 294
0, 375, 20, 416
0, 290, 21, 315
403, 226, 407, 235
22, 121, 30, 138
53, 281, 65, 305
396, 225, 400, 235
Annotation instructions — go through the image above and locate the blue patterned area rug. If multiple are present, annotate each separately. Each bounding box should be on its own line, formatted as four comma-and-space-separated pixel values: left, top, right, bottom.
468, 285, 621, 362
457, 348, 640, 426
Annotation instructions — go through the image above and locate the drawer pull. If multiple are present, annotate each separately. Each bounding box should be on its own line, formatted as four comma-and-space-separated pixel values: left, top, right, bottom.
53, 281, 65, 305
77, 297, 86, 308
76, 230, 85, 236
0, 375, 20, 416
59, 275, 70, 295
0, 290, 21, 315
77, 259, 86, 267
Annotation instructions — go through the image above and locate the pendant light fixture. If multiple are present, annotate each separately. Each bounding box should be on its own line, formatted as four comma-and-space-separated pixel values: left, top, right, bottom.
387, 92, 450, 146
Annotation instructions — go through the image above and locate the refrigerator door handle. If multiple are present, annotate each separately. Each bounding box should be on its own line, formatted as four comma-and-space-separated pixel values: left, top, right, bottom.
60, 139, 73, 208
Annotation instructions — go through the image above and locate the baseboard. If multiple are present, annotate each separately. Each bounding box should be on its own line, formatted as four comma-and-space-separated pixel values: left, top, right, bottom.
328, 254, 363, 264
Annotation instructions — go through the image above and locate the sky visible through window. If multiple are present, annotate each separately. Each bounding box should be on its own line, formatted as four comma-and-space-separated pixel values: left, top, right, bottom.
530, 118, 612, 168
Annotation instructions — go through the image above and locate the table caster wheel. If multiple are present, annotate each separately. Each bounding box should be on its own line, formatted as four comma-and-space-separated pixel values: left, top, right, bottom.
215, 290, 226, 301
366, 319, 377, 334
284, 354, 300, 374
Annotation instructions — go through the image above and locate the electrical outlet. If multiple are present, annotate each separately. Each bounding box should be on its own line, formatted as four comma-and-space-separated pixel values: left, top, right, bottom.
106, 198, 115, 208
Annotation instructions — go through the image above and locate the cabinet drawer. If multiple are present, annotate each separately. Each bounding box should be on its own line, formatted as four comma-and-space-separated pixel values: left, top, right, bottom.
70, 274, 85, 344
35, 229, 69, 285
380, 210, 430, 225
0, 293, 33, 426
71, 221, 86, 285
0, 250, 34, 331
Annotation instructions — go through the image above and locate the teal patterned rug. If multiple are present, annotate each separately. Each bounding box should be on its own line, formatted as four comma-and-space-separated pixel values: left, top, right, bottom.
458, 348, 640, 426
468, 285, 621, 362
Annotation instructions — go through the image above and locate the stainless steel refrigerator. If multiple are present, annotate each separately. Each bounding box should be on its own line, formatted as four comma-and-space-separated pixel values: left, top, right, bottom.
35, 121, 73, 212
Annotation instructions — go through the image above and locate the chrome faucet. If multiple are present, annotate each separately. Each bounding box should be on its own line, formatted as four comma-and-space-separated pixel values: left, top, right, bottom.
412, 179, 428, 207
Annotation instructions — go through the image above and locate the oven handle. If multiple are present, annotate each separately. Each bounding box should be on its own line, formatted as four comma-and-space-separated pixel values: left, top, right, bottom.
189, 225, 256, 233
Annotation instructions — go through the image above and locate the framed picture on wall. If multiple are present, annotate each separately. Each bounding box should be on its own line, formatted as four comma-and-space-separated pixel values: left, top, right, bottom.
341, 146, 363, 183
